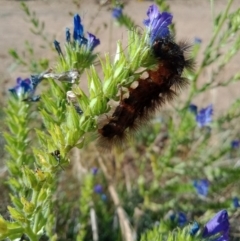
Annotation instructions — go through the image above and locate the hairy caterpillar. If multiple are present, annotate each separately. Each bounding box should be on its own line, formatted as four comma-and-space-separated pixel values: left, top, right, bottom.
97, 36, 194, 149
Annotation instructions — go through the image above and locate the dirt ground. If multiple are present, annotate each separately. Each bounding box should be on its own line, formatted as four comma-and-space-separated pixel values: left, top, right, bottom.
0, 0, 240, 111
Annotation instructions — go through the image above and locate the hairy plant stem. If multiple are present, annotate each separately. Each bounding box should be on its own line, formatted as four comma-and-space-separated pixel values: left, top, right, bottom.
25, 225, 38, 241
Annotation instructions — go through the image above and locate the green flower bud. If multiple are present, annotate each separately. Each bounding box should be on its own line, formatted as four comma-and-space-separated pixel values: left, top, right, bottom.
89, 96, 108, 115
8, 206, 27, 224
79, 115, 96, 132
22, 167, 38, 189
0, 216, 8, 235
21, 197, 35, 215
37, 188, 48, 205
10, 195, 23, 210
35, 169, 53, 185
88, 66, 103, 98
103, 77, 118, 99
72, 85, 90, 112
66, 105, 80, 130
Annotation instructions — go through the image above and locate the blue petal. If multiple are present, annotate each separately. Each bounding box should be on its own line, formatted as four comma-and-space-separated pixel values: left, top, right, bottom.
9, 77, 33, 98
178, 212, 187, 226
53, 40, 63, 56
94, 184, 103, 194
196, 104, 213, 127
233, 197, 240, 208
214, 234, 229, 241
91, 167, 98, 175
169, 212, 187, 227
193, 179, 209, 197
194, 37, 202, 44
146, 5, 159, 22
189, 104, 198, 115
143, 4, 172, 45
112, 7, 123, 19
202, 210, 229, 238
87, 32, 100, 51
231, 140, 240, 149
73, 14, 84, 41
189, 221, 200, 236
66, 27, 71, 42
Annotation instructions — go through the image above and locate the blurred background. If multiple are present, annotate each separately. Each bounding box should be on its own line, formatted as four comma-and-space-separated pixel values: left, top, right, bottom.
1, 0, 239, 111
1, 1, 240, 240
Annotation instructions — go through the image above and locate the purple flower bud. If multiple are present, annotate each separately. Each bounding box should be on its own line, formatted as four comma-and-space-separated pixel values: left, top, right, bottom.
66, 28, 71, 42
91, 167, 98, 175
9, 77, 32, 98
196, 104, 213, 128
53, 40, 63, 56
178, 212, 187, 226
194, 37, 202, 44
193, 179, 209, 197
189, 221, 200, 236
87, 32, 100, 51
73, 14, 84, 41
143, 4, 173, 45
202, 210, 229, 238
112, 7, 123, 19
189, 104, 198, 115
231, 140, 240, 149
170, 212, 187, 227
101, 194, 107, 201
94, 184, 103, 194
214, 234, 229, 241
233, 197, 240, 208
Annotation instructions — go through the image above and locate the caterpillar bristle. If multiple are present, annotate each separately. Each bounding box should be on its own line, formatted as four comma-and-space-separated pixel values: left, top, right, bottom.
97, 35, 194, 150
184, 58, 195, 71
178, 40, 192, 52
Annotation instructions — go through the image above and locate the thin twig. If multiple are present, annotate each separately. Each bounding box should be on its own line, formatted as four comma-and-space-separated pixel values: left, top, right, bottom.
97, 155, 135, 241
90, 206, 99, 241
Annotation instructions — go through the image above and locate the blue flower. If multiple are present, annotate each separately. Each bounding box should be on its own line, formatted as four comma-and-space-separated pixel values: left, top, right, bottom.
189, 104, 198, 115
196, 104, 213, 128
231, 140, 240, 149
94, 184, 103, 194
233, 197, 240, 208
189, 221, 200, 236
9, 77, 32, 98
66, 27, 71, 42
63, 13, 100, 51
202, 210, 229, 239
73, 14, 84, 40
194, 37, 202, 44
9, 71, 49, 101
170, 212, 187, 227
112, 7, 123, 19
91, 167, 98, 175
87, 32, 100, 51
178, 212, 187, 226
143, 4, 173, 45
101, 194, 107, 201
73, 14, 88, 45
193, 179, 209, 197
214, 233, 229, 241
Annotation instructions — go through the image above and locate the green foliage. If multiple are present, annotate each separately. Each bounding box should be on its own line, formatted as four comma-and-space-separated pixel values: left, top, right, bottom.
2, 0, 240, 240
